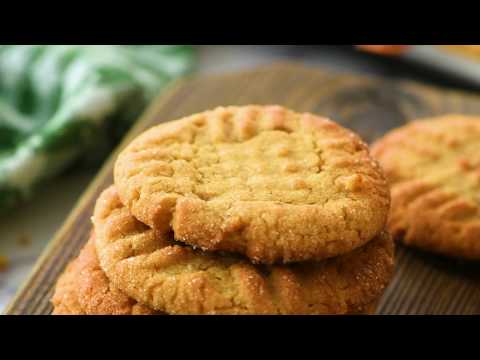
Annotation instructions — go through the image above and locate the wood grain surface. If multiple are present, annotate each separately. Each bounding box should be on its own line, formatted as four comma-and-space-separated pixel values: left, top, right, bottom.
5, 63, 480, 315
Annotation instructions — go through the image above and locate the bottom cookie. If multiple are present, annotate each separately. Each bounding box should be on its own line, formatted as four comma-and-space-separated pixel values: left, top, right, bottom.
51, 234, 159, 315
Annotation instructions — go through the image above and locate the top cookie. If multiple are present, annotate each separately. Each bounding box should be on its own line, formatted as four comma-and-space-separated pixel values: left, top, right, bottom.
371, 115, 480, 259
114, 105, 390, 264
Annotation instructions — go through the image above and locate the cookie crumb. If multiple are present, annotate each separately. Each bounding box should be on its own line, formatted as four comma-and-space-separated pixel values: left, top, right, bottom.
17, 233, 32, 247
0, 256, 9, 272
276, 145, 290, 157
291, 178, 307, 190
283, 162, 299, 173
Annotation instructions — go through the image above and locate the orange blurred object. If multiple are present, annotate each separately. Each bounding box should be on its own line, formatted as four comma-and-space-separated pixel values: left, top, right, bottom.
356, 45, 410, 56
0, 255, 8, 272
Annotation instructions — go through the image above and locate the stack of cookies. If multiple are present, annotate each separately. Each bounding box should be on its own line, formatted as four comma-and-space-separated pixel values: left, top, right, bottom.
52, 105, 394, 315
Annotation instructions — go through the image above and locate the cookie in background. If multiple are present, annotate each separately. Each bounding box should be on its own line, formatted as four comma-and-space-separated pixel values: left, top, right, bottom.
371, 115, 480, 259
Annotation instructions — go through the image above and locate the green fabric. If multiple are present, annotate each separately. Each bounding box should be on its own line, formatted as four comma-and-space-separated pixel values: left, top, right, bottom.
0, 45, 195, 211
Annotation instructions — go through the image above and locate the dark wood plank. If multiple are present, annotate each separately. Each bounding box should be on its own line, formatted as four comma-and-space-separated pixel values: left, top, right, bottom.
6, 63, 480, 315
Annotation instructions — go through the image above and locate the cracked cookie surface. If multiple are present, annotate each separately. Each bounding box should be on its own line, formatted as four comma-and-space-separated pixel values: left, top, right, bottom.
114, 105, 390, 264
371, 115, 480, 259
51, 234, 158, 315
93, 186, 394, 315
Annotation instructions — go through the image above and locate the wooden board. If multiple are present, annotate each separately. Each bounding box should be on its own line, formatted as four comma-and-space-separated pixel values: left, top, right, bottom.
5, 63, 480, 315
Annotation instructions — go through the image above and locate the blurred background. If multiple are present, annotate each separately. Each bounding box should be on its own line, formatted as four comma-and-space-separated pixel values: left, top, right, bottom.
1, 44, 480, 311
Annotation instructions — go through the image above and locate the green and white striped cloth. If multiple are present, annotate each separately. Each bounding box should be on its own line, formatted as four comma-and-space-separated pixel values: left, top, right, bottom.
0, 45, 195, 211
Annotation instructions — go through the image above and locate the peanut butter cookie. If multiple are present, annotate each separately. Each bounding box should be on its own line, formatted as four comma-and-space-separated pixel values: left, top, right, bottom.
371, 115, 480, 259
114, 105, 390, 264
93, 186, 394, 315
51, 235, 158, 315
